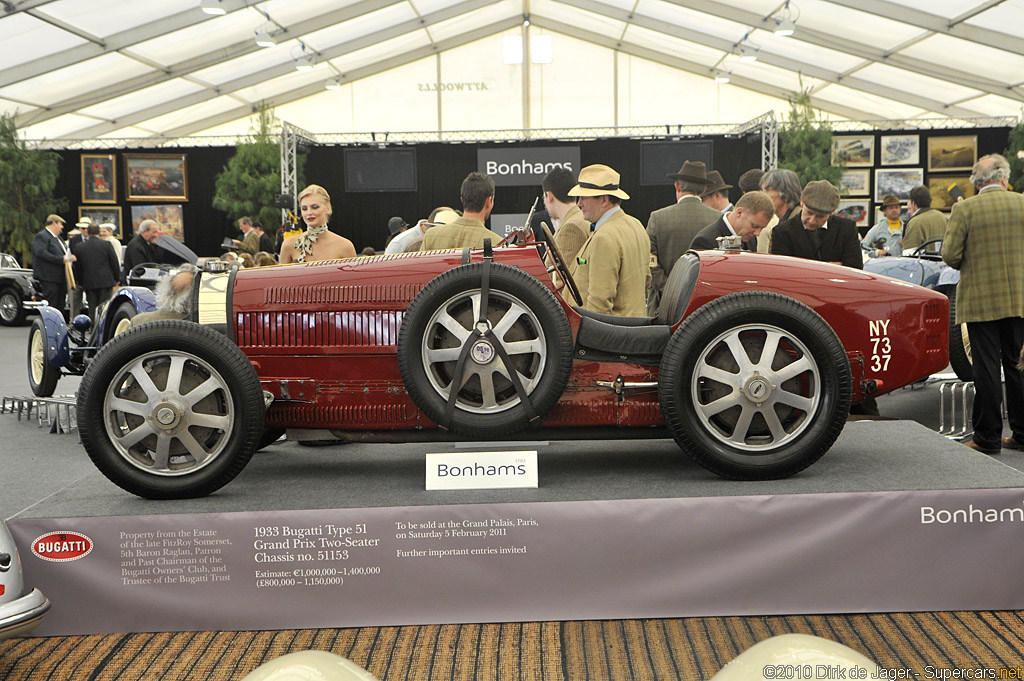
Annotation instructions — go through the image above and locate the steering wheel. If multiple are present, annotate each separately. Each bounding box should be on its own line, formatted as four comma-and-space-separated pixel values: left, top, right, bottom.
540, 222, 582, 306
911, 238, 943, 258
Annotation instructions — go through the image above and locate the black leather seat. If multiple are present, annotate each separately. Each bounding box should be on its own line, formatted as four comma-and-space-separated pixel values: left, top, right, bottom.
572, 253, 700, 363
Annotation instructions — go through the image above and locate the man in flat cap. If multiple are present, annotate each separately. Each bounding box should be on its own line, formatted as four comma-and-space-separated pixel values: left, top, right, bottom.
770, 179, 862, 269
645, 160, 721, 313
903, 185, 946, 253
861, 194, 904, 258
567, 164, 650, 317
701, 170, 733, 213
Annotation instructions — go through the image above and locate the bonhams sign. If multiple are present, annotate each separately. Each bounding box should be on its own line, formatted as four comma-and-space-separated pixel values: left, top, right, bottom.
478, 146, 581, 187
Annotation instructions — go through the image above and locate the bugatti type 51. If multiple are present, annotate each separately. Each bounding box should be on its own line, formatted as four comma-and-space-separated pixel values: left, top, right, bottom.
75, 242, 949, 498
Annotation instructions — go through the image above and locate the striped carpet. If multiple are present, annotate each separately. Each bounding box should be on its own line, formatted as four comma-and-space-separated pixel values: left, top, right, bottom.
1, 612, 1022, 680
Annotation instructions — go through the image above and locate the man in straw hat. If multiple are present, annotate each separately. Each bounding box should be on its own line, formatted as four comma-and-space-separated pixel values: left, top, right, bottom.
566, 164, 650, 317
645, 160, 721, 313
701, 170, 734, 213
861, 194, 904, 258
770, 179, 863, 269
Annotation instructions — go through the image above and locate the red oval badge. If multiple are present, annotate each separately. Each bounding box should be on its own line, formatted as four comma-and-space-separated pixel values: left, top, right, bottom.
31, 531, 94, 562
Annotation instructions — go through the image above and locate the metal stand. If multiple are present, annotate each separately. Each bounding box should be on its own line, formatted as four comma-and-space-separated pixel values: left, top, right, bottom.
938, 381, 973, 439
1, 395, 78, 433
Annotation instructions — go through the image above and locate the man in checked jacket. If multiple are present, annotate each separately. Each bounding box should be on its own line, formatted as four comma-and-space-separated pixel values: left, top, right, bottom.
942, 153, 1024, 455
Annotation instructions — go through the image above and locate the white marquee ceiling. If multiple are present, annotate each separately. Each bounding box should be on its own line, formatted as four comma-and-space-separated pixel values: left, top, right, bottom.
2, 0, 1022, 141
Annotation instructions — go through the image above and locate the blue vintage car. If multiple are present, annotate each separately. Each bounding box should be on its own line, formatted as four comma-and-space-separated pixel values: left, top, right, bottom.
863, 237, 970, 381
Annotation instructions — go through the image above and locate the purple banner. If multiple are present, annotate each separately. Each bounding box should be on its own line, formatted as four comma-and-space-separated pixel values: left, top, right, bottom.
11, 488, 1024, 636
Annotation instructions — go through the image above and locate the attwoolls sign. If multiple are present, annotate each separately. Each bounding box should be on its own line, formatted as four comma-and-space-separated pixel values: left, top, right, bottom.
31, 531, 94, 562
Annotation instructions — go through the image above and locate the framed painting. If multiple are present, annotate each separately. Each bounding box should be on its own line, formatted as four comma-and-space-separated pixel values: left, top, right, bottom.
875, 168, 924, 202
131, 204, 184, 242
125, 154, 188, 201
927, 135, 977, 172
81, 154, 117, 203
839, 169, 870, 197
880, 135, 920, 166
928, 175, 975, 210
832, 135, 874, 167
836, 199, 869, 227
77, 206, 123, 238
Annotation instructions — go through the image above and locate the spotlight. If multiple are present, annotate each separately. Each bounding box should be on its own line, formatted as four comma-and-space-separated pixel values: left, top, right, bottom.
325, 78, 341, 90
774, 17, 795, 36
255, 26, 276, 48
738, 44, 758, 62
295, 53, 315, 71
199, 0, 226, 16
714, 71, 731, 84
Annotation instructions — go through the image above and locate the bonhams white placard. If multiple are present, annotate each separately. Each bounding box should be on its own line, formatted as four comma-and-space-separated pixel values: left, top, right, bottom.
425, 451, 538, 490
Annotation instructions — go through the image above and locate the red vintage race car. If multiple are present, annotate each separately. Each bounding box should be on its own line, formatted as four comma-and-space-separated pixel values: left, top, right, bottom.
76, 240, 949, 498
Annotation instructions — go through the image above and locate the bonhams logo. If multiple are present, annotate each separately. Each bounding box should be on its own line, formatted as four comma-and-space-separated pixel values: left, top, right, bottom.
32, 531, 94, 562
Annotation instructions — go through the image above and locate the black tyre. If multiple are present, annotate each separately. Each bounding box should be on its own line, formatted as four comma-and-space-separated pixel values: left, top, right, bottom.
397, 263, 573, 438
108, 301, 136, 340
943, 285, 972, 382
77, 320, 265, 499
659, 291, 852, 480
0, 287, 26, 326
27, 317, 60, 397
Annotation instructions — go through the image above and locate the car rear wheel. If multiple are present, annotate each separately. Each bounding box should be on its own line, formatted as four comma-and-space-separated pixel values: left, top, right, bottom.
77, 320, 265, 499
398, 262, 573, 438
0, 287, 26, 326
943, 285, 972, 382
27, 318, 60, 397
659, 291, 851, 480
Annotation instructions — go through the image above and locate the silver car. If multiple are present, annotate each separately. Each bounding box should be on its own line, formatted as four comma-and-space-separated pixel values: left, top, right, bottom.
0, 520, 50, 639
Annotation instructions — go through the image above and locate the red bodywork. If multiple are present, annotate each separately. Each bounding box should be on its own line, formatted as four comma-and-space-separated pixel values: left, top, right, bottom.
229, 246, 948, 436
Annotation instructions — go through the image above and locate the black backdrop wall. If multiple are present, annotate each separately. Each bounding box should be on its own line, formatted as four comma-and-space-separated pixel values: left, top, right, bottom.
54, 125, 1009, 257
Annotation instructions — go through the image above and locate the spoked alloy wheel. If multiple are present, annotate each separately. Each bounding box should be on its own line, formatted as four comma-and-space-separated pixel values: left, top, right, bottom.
691, 323, 821, 450
0, 288, 25, 326
659, 291, 851, 480
78, 320, 265, 498
398, 263, 573, 437
421, 288, 547, 414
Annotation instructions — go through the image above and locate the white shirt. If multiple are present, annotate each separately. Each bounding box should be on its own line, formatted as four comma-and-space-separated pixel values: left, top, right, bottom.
385, 225, 425, 254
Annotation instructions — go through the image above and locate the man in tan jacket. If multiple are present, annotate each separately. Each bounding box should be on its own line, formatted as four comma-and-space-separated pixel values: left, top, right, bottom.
567, 164, 651, 317
422, 172, 504, 250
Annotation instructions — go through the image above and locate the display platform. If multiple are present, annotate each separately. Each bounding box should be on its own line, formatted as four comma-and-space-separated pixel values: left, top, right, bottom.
7, 420, 1024, 636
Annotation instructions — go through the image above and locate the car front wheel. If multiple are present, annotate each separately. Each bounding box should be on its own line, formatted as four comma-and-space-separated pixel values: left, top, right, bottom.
77, 320, 265, 498
659, 291, 852, 480
27, 318, 60, 397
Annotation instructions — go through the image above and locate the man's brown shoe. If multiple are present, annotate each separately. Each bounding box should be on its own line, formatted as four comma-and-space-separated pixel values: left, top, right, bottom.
963, 439, 1000, 454
1002, 436, 1024, 451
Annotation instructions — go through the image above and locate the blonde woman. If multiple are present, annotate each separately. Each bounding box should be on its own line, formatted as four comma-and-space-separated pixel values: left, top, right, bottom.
280, 184, 356, 264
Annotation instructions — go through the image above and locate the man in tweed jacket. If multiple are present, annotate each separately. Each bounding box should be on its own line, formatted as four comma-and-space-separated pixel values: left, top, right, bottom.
942, 153, 1024, 454
542, 167, 589, 262
567, 164, 651, 317
645, 161, 720, 314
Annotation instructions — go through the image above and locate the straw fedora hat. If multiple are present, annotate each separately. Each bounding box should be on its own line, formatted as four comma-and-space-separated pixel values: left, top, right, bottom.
568, 164, 630, 200
667, 160, 709, 184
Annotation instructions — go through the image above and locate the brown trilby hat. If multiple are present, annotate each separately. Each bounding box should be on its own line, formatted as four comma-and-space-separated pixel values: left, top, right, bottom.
801, 180, 840, 214
701, 170, 733, 197
568, 164, 630, 200
667, 160, 709, 184
881, 194, 900, 207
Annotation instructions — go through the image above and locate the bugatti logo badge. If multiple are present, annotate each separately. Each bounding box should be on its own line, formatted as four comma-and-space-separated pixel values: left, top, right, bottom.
31, 531, 94, 562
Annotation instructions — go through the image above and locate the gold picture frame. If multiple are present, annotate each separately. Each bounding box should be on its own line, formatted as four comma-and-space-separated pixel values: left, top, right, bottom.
77, 206, 124, 239
81, 154, 117, 204
832, 135, 874, 167
125, 153, 188, 201
927, 135, 978, 172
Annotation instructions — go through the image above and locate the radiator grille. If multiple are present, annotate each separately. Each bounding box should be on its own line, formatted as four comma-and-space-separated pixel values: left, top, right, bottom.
237, 310, 404, 347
